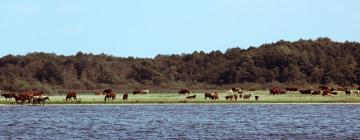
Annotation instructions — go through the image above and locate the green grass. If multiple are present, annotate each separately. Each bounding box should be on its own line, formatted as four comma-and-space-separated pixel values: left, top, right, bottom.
1, 91, 360, 104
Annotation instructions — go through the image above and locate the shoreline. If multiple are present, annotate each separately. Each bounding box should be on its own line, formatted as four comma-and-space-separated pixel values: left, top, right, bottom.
2, 102, 360, 106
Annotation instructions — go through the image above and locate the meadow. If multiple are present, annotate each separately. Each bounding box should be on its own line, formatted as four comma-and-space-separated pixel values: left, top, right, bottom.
2, 91, 360, 104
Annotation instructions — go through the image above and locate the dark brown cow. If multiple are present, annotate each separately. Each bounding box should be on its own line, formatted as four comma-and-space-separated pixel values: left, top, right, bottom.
225, 95, 234, 101
255, 96, 259, 101
319, 85, 330, 90
286, 87, 299, 91
66, 92, 77, 101
345, 90, 351, 96
1, 92, 16, 100
103, 89, 112, 95
13, 95, 26, 104
243, 93, 252, 100
204, 92, 213, 100
186, 95, 196, 99
212, 92, 219, 100
104, 92, 116, 102
123, 93, 128, 100
179, 89, 190, 95
299, 89, 312, 94
311, 90, 321, 95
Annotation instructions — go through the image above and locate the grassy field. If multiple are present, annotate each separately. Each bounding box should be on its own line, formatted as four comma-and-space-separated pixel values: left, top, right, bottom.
2, 91, 360, 104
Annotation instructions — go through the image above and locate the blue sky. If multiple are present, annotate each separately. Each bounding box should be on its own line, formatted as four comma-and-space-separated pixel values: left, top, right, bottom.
0, 0, 359, 58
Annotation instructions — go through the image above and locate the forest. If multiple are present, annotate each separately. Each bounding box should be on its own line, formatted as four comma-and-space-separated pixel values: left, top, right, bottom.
1, 37, 360, 93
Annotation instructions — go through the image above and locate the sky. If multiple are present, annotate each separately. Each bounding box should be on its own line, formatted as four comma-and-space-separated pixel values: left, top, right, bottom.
0, 0, 359, 58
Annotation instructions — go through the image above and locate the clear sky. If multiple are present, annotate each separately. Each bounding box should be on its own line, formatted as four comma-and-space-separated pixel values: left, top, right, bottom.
0, 0, 359, 58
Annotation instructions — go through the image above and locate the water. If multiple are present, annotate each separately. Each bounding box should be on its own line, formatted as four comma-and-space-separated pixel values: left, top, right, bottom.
1, 104, 360, 139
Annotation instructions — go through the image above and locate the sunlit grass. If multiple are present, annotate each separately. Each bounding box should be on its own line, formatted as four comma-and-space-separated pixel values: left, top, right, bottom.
1, 91, 360, 104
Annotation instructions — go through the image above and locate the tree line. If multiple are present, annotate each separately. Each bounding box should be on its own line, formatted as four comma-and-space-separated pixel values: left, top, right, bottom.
1, 37, 360, 93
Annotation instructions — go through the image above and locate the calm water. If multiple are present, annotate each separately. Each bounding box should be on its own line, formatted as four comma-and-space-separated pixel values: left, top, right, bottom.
1, 104, 360, 139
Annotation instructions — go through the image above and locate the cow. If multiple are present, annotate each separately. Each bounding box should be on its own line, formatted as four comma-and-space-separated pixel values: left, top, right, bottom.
311, 90, 321, 95
104, 92, 116, 102
13, 95, 26, 104
66, 92, 77, 101
212, 92, 219, 100
255, 96, 259, 101
123, 93, 128, 100
204, 92, 214, 100
299, 89, 312, 94
286, 87, 299, 91
270, 87, 285, 95
345, 90, 351, 96
186, 95, 196, 99
352, 90, 359, 96
103, 89, 112, 95
225, 95, 234, 101
19, 92, 34, 104
179, 89, 190, 95
234, 93, 239, 101
243, 93, 252, 100
1, 92, 16, 100
32, 96, 50, 106
133, 90, 149, 94
319, 85, 330, 90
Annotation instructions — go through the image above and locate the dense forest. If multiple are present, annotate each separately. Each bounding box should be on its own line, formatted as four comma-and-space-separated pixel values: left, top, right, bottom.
1, 37, 360, 93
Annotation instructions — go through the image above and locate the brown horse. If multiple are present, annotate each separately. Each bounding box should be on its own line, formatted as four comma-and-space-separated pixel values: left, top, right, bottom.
105, 92, 116, 102
66, 92, 77, 101
13, 95, 26, 104
19, 92, 34, 104
123, 93, 128, 100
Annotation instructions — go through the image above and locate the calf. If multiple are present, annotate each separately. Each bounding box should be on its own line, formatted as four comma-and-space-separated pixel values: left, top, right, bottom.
123, 93, 128, 100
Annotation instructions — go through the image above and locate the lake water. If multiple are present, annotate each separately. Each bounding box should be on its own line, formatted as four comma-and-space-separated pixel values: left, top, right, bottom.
1, 104, 360, 139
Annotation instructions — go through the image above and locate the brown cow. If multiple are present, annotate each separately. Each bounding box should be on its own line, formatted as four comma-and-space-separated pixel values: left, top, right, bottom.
104, 92, 116, 102
225, 95, 234, 101
255, 96, 259, 101
179, 89, 190, 95
299, 89, 312, 94
1, 92, 16, 100
345, 90, 351, 96
103, 89, 112, 95
204, 92, 214, 100
66, 92, 77, 101
13, 95, 26, 104
123, 93, 128, 100
19, 92, 34, 104
286, 87, 299, 91
311, 90, 321, 95
243, 93, 252, 100
270, 87, 285, 95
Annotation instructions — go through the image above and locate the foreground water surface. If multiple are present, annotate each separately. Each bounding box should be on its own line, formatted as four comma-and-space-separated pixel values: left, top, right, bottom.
1, 104, 360, 139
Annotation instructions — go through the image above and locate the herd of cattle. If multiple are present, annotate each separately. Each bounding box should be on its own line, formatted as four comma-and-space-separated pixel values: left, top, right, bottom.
1, 85, 359, 105
269, 86, 360, 96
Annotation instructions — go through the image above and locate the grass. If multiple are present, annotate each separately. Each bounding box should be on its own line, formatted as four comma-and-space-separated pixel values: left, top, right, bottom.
1, 91, 360, 104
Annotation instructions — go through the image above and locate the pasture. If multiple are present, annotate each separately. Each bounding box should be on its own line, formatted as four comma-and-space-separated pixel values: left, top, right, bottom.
2, 91, 360, 104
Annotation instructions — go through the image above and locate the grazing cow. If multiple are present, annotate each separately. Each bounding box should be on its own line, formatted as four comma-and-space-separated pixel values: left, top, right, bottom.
345, 90, 351, 96
19, 92, 34, 104
133, 90, 149, 94
103, 89, 112, 95
225, 95, 234, 101
311, 90, 321, 95
336, 86, 347, 91
299, 89, 312, 94
66, 92, 77, 101
1, 92, 16, 100
319, 85, 330, 90
255, 96, 259, 101
270, 87, 285, 95
286, 87, 299, 91
204, 92, 214, 100
243, 93, 252, 100
32, 96, 50, 106
104, 92, 116, 102
322, 90, 331, 96
179, 89, 190, 95
186, 95, 196, 99
123, 93, 128, 100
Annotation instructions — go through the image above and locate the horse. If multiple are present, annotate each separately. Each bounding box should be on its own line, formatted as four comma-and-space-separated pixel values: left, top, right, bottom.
13, 95, 26, 104
66, 92, 77, 101
19, 92, 34, 104
104, 92, 116, 102
123, 93, 128, 100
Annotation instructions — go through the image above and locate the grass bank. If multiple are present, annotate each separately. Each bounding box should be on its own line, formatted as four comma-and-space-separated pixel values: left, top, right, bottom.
1, 91, 360, 104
